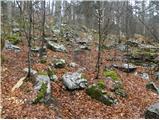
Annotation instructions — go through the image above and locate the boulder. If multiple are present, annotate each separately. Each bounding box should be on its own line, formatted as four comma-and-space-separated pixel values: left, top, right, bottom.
117, 44, 127, 51
5, 40, 21, 52
79, 45, 90, 50
140, 72, 149, 80
76, 37, 89, 45
31, 46, 40, 52
53, 59, 66, 68
128, 49, 158, 66
45, 37, 58, 43
62, 72, 88, 90
12, 28, 20, 33
146, 81, 159, 94
139, 44, 158, 50
145, 102, 159, 119
33, 75, 51, 103
135, 72, 149, 80
125, 39, 139, 47
47, 41, 66, 52
112, 63, 137, 73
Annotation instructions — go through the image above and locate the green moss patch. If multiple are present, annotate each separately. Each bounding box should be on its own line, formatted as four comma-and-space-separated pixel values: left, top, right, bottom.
104, 70, 119, 81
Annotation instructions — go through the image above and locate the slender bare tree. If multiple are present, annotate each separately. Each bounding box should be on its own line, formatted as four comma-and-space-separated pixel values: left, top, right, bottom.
27, 1, 32, 78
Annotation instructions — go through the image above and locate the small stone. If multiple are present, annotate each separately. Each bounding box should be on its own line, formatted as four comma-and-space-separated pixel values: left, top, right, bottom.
53, 59, 66, 68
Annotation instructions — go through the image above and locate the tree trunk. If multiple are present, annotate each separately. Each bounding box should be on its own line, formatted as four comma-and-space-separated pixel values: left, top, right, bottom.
142, 0, 145, 36
95, 2, 102, 79
27, 1, 32, 79
40, 0, 46, 58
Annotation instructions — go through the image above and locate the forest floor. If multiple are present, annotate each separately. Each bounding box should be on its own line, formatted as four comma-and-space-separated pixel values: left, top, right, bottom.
1, 40, 159, 119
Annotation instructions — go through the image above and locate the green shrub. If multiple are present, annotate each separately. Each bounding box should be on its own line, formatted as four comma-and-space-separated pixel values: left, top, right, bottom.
103, 70, 119, 81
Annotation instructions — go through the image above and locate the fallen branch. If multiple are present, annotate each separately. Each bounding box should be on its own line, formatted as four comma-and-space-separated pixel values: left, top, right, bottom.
11, 74, 28, 92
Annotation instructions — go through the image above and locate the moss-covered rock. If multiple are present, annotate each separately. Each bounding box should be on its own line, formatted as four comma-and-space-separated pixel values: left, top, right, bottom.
115, 88, 128, 98
6, 33, 20, 45
111, 81, 123, 91
129, 48, 158, 66
99, 95, 117, 105
145, 102, 159, 119
104, 70, 119, 81
86, 83, 116, 106
33, 82, 47, 104
103, 69, 128, 98
87, 84, 103, 99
